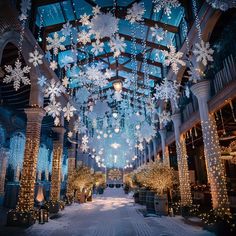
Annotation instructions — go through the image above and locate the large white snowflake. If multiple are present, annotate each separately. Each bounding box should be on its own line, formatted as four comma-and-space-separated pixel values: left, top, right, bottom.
150, 25, 166, 42
126, 2, 145, 24
63, 102, 76, 121
3, 59, 31, 91
44, 79, 65, 101
91, 40, 104, 56
90, 13, 119, 39
78, 30, 91, 45
28, 49, 43, 67
162, 45, 186, 74
109, 35, 126, 58
159, 110, 171, 126
154, 78, 180, 107
61, 21, 72, 37
46, 32, 66, 55
44, 100, 62, 118
193, 40, 214, 66
153, 0, 180, 18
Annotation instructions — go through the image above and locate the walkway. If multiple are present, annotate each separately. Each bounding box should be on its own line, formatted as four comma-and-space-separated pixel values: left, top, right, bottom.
26, 188, 214, 236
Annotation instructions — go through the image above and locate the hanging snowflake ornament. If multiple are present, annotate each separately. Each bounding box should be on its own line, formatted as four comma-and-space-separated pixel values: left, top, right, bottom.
63, 102, 76, 121
162, 45, 186, 74
91, 40, 104, 56
61, 21, 72, 37
90, 13, 119, 39
37, 75, 47, 87
74, 87, 90, 104
159, 110, 171, 126
137, 142, 144, 151
50, 61, 58, 71
82, 135, 89, 145
3, 59, 31, 91
150, 25, 166, 42
81, 143, 89, 152
193, 40, 214, 66
44, 79, 66, 101
186, 65, 205, 83
92, 5, 101, 16
46, 32, 66, 55
28, 49, 43, 67
80, 13, 91, 26
109, 35, 126, 58
78, 30, 91, 45
19, 0, 31, 21
126, 2, 145, 24
154, 78, 180, 107
153, 0, 181, 18
62, 76, 69, 88
44, 100, 62, 118
206, 0, 236, 11
104, 68, 114, 79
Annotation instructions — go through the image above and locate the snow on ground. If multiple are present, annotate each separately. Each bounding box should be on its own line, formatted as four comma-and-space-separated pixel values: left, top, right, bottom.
26, 188, 215, 236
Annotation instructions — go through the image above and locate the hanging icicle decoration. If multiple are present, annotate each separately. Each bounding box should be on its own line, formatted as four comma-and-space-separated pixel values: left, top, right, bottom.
194, 126, 198, 137
229, 100, 236, 122
190, 128, 195, 149
219, 109, 226, 135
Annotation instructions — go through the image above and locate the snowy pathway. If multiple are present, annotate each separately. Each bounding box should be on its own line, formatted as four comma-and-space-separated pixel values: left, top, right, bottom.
26, 188, 214, 236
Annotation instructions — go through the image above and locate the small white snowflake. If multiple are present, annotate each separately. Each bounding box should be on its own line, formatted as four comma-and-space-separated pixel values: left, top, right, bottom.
186, 65, 204, 83
92, 5, 101, 16
104, 68, 114, 79
61, 21, 72, 37
91, 40, 104, 56
150, 25, 166, 42
193, 40, 214, 66
46, 32, 66, 55
81, 143, 89, 152
3, 59, 31, 91
137, 142, 144, 151
153, 0, 180, 18
159, 110, 171, 126
45, 79, 65, 101
50, 61, 58, 71
63, 102, 76, 121
126, 2, 145, 24
109, 35, 126, 58
80, 13, 90, 26
37, 75, 47, 87
162, 45, 186, 74
113, 91, 123, 101
82, 135, 89, 145
44, 100, 62, 118
78, 30, 91, 45
28, 49, 43, 67
62, 76, 69, 87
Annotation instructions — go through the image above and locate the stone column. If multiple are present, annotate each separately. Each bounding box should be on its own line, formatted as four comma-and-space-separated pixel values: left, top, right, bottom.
50, 126, 65, 203
191, 80, 229, 213
172, 113, 192, 206
147, 143, 152, 163
0, 147, 9, 197
66, 144, 76, 201
152, 138, 157, 161
159, 128, 170, 166
15, 108, 45, 213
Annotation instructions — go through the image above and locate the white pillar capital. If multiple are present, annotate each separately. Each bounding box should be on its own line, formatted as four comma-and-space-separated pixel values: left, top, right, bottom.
190, 80, 210, 101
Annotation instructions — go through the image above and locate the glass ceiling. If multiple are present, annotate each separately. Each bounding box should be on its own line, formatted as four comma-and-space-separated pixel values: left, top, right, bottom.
34, 0, 186, 168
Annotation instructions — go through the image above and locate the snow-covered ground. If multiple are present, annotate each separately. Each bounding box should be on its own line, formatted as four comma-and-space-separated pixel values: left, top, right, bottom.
26, 188, 214, 236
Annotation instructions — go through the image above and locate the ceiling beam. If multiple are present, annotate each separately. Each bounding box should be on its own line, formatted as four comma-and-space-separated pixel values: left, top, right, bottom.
32, 0, 63, 7
78, 52, 162, 68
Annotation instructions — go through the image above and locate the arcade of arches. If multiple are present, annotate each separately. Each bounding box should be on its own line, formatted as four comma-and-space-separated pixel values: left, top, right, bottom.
0, 0, 236, 235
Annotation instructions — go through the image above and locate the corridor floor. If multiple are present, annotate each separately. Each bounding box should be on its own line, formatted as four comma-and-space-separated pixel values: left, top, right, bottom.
26, 188, 214, 236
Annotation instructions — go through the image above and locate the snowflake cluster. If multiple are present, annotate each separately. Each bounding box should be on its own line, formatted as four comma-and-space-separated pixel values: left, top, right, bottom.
153, 0, 180, 18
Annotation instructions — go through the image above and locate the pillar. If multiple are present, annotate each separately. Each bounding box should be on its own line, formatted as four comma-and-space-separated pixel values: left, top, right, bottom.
172, 113, 192, 206
50, 126, 65, 203
152, 138, 157, 161
147, 143, 152, 163
159, 128, 170, 166
191, 80, 230, 213
66, 144, 76, 201
0, 147, 9, 197
16, 107, 45, 212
